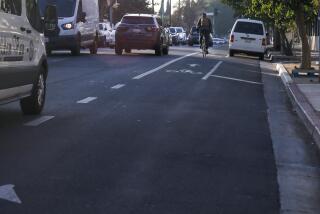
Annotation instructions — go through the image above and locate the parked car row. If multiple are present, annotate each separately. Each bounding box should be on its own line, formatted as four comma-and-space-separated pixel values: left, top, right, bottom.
169, 27, 187, 45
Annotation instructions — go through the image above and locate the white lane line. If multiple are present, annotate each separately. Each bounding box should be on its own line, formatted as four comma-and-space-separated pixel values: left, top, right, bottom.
202, 61, 223, 80
77, 97, 97, 104
210, 74, 263, 85
132, 52, 198, 80
111, 84, 125, 89
0, 184, 22, 204
24, 116, 55, 127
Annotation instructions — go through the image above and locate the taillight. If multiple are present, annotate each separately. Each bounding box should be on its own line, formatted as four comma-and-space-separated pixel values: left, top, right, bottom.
262, 38, 266, 46
230, 35, 234, 43
117, 26, 128, 32
146, 26, 158, 32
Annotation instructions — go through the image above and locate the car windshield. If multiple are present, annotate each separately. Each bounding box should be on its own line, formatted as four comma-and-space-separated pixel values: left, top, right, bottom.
121, 17, 154, 25
176, 28, 183, 33
39, 0, 76, 17
234, 21, 264, 35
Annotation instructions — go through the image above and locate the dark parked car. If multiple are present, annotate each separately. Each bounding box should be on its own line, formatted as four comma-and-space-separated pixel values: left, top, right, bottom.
188, 26, 213, 47
115, 14, 170, 56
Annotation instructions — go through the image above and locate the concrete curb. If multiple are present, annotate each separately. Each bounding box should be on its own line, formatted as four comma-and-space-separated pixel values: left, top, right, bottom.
276, 63, 320, 150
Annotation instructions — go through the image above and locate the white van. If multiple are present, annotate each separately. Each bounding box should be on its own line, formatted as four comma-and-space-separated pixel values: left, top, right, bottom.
229, 19, 267, 60
0, 0, 57, 114
39, 0, 100, 56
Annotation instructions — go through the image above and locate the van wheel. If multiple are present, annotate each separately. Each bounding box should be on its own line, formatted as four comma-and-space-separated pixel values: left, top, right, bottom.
71, 38, 81, 56
46, 47, 52, 56
90, 38, 98, 54
259, 54, 264, 61
20, 67, 46, 115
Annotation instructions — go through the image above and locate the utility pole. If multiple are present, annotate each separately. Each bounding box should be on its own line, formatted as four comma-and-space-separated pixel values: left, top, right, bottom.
152, 0, 155, 14
169, 0, 172, 26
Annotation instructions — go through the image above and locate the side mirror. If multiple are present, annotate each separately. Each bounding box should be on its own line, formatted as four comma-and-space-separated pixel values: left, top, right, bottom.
44, 4, 59, 37
81, 12, 87, 22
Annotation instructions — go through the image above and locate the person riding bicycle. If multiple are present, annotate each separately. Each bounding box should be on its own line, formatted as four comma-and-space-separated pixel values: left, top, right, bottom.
197, 13, 213, 54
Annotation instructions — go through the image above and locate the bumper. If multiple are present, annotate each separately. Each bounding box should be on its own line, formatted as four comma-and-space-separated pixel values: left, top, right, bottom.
46, 35, 78, 50
116, 37, 158, 49
229, 48, 266, 55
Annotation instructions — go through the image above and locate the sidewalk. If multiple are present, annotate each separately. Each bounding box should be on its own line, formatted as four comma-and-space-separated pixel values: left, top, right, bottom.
276, 62, 320, 150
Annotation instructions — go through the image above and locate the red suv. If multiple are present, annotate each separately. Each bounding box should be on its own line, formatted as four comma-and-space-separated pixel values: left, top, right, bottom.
115, 14, 170, 56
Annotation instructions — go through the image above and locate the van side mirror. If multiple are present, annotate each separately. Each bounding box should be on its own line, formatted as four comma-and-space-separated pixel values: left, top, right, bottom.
44, 4, 58, 37
81, 12, 87, 22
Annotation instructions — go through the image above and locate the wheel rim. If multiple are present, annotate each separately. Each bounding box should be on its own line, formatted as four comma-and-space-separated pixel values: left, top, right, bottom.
37, 74, 45, 106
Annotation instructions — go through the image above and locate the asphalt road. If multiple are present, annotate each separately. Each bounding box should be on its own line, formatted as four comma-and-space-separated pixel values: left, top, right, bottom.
0, 46, 318, 213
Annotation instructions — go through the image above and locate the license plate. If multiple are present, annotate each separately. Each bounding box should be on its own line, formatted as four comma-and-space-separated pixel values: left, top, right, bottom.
133, 29, 141, 33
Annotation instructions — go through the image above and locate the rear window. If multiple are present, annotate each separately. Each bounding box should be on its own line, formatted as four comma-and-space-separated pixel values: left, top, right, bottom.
170, 28, 176, 33
234, 22, 264, 35
121, 16, 154, 25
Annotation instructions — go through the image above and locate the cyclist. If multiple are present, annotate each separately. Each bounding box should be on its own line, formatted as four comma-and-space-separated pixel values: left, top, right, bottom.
197, 13, 213, 54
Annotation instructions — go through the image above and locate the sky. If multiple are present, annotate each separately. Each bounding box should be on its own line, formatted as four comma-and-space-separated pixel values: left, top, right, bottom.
149, 0, 179, 12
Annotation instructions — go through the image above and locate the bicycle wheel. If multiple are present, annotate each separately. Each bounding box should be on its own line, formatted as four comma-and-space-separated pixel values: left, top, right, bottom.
202, 39, 207, 58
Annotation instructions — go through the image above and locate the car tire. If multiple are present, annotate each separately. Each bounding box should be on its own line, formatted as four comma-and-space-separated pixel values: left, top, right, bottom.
155, 42, 163, 56
229, 50, 234, 57
259, 53, 264, 61
20, 66, 46, 115
125, 48, 131, 53
163, 46, 169, 55
115, 45, 123, 55
71, 36, 81, 56
90, 38, 98, 54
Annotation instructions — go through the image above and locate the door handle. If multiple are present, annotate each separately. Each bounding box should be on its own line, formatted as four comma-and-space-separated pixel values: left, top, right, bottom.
26, 29, 32, 34
20, 27, 26, 32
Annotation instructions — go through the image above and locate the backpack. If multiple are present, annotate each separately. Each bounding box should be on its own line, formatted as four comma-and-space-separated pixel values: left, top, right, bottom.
201, 18, 210, 29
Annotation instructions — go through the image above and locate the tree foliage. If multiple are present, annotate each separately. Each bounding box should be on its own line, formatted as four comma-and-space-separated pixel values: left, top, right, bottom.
113, 0, 152, 23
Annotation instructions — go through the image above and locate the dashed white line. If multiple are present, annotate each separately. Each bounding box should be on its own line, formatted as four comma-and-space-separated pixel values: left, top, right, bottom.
111, 84, 125, 89
77, 97, 97, 104
132, 52, 198, 80
210, 74, 263, 85
202, 61, 223, 80
24, 116, 55, 127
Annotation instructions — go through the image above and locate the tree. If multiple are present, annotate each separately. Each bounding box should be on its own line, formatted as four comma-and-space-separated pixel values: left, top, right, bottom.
113, 0, 152, 23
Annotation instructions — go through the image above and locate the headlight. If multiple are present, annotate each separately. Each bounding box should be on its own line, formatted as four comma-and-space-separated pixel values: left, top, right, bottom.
62, 23, 74, 30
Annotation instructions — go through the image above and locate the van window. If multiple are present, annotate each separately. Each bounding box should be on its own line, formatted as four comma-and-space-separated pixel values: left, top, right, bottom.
234, 22, 264, 35
26, 0, 42, 32
121, 17, 154, 25
0, 0, 22, 15
39, 0, 76, 17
